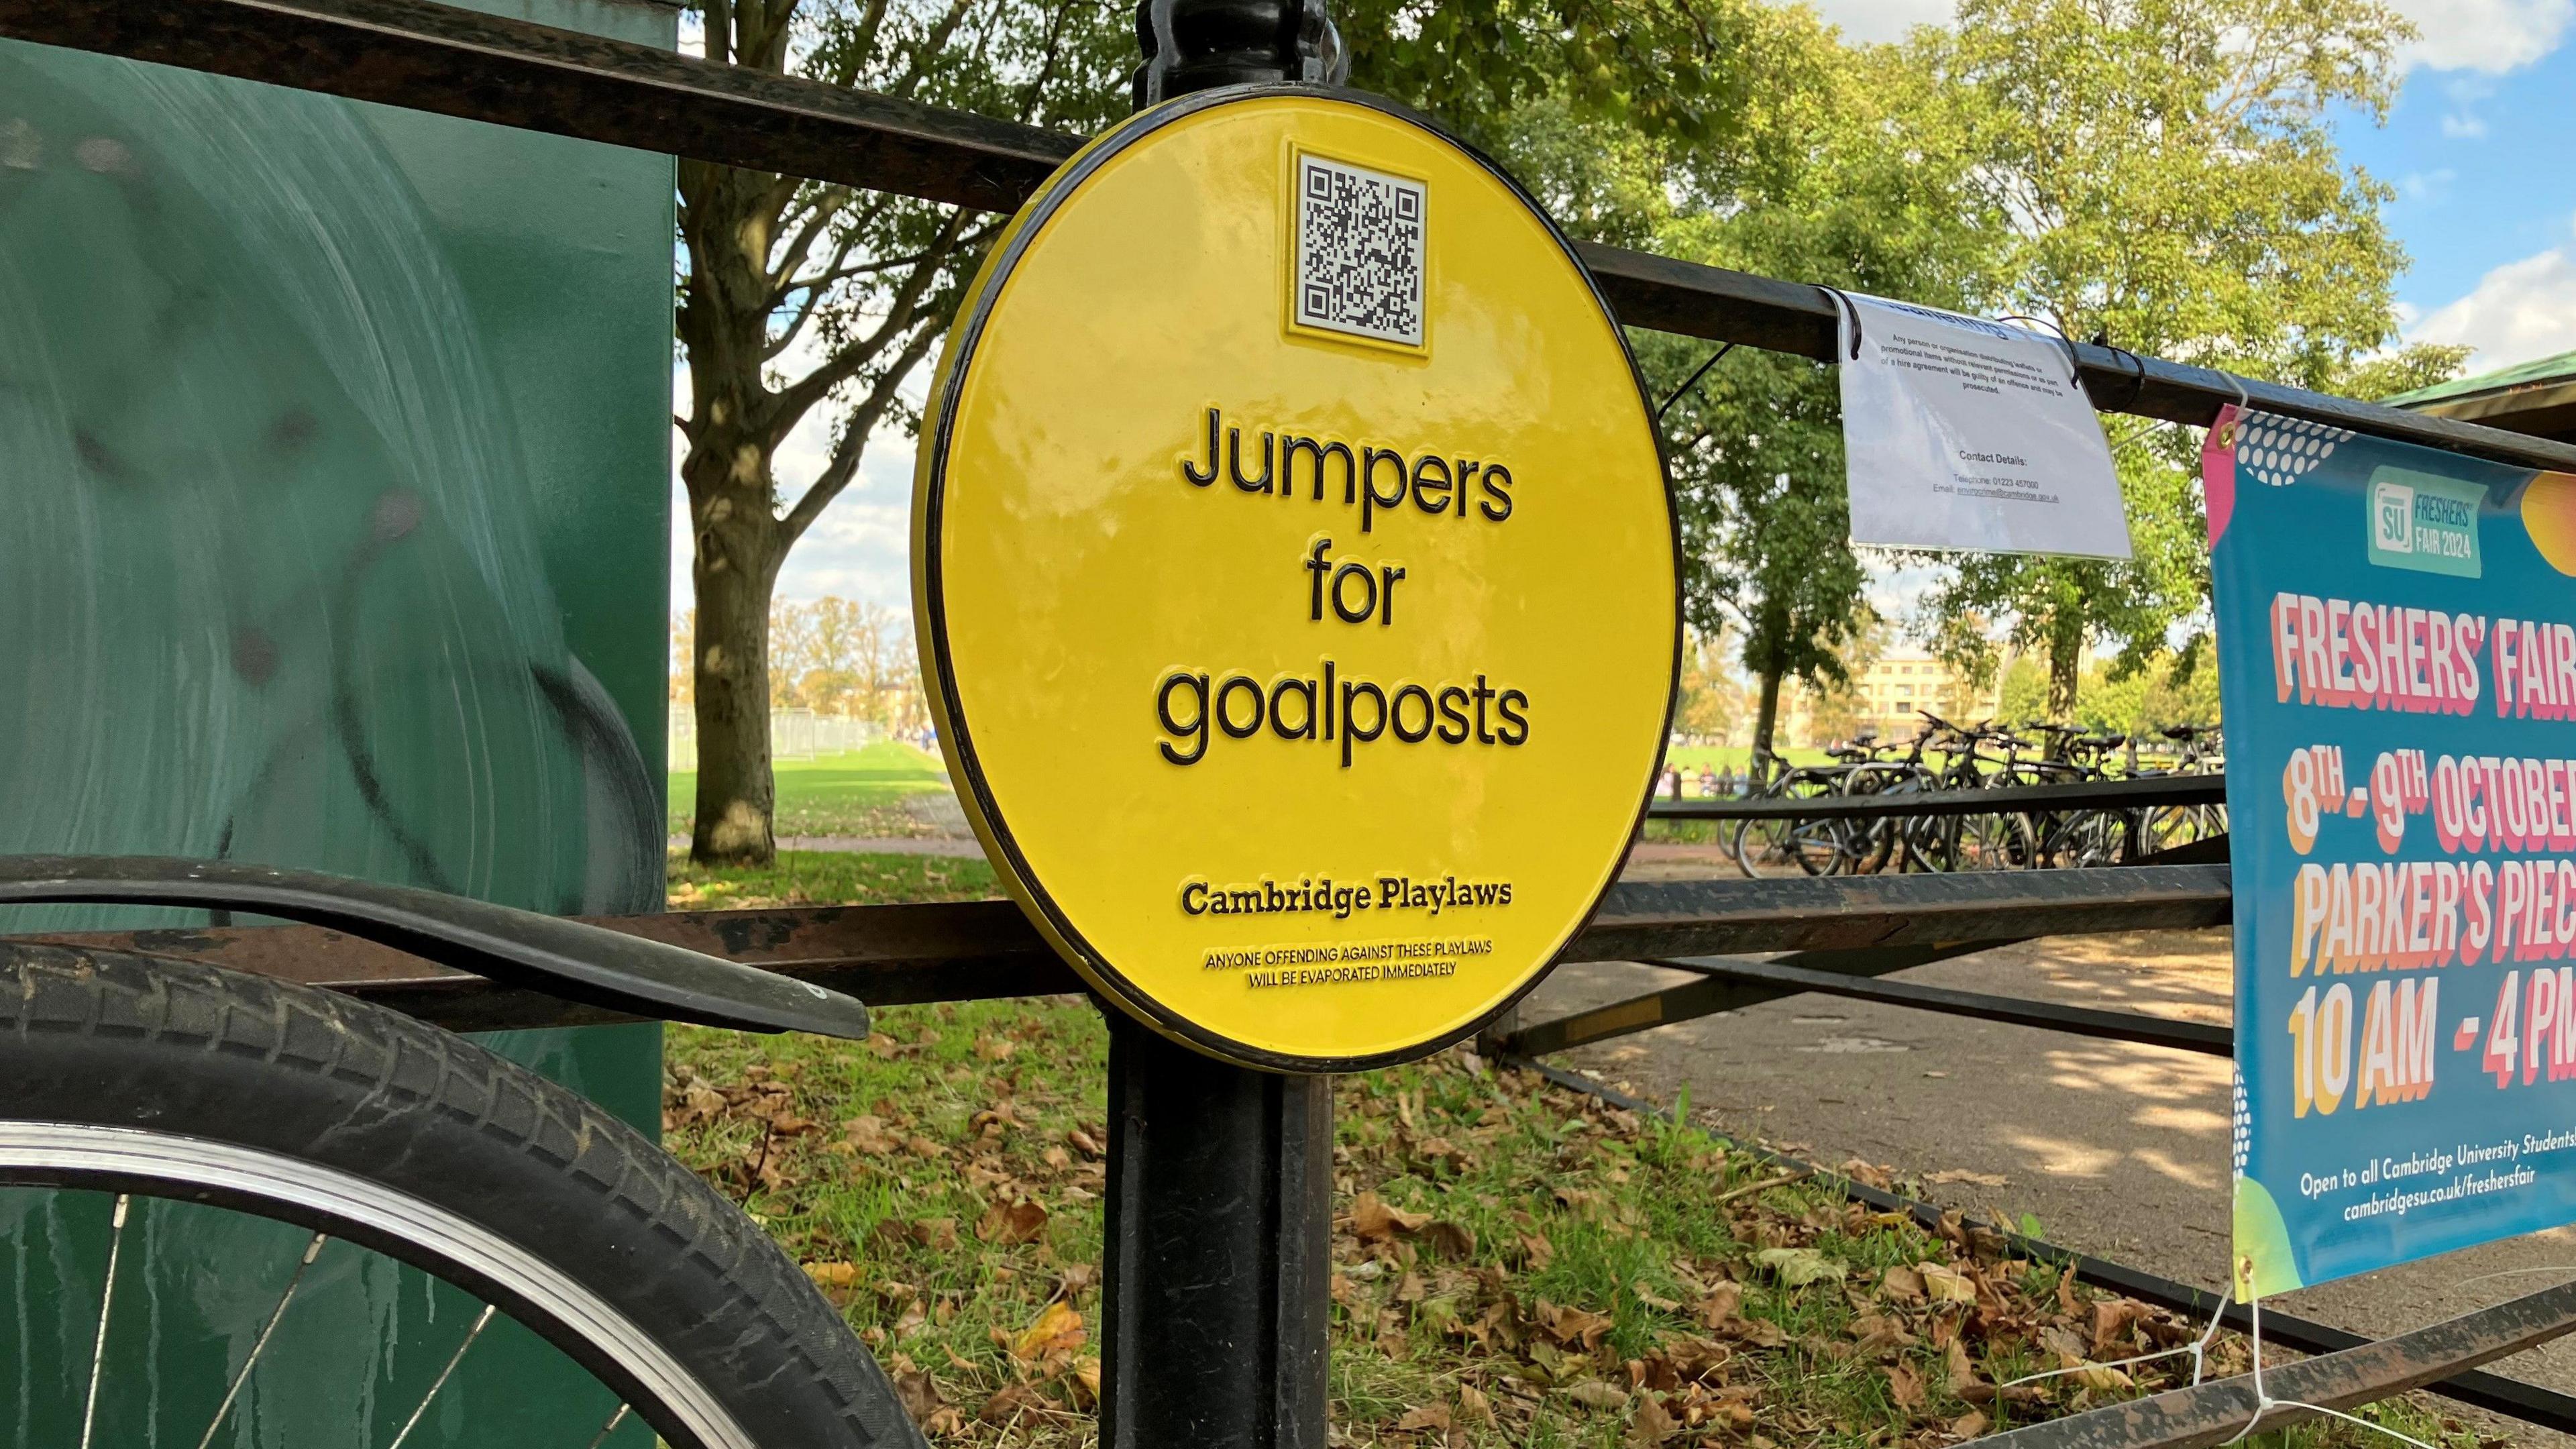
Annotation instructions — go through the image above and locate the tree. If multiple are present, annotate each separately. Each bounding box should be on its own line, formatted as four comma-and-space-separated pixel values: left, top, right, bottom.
1646, 32, 1997, 763
1673, 627, 1743, 743
676, 0, 1817, 863
1913, 0, 2435, 714
676, 0, 1130, 864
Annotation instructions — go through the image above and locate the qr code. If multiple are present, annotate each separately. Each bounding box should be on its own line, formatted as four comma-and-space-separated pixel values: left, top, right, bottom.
1294, 155, 1426, 347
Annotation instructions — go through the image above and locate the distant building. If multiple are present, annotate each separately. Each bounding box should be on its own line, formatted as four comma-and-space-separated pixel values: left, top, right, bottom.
1787, 647, 2001, 748
2386, 349, 2576, 445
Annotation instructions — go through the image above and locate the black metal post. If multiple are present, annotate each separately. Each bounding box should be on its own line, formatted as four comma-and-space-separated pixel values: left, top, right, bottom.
1099, 1024, 1332, 1448
1132, 0, 1348, 109
1093, 15, 1346, 1448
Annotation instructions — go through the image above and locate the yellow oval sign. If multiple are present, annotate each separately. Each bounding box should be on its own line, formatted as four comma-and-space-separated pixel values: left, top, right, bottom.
916, 87, 1677, 1071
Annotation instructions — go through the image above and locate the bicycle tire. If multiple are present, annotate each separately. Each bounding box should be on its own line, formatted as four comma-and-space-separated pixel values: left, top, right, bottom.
0, 943, 926, 1449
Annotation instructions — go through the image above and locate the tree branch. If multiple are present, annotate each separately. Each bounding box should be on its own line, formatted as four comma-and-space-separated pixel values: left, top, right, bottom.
777, 319, 945, 546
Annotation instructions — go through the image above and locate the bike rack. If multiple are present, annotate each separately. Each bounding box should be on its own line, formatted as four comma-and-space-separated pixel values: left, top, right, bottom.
1648, 771, 2227, 820
4, 2, 2569, 1443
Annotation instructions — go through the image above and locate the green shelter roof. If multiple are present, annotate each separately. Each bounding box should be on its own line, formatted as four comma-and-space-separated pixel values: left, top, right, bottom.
2387, 348, 2576, 441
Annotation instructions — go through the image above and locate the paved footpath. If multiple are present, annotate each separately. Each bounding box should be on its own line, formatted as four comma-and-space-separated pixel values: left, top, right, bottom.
1536, 849, 2576, 1438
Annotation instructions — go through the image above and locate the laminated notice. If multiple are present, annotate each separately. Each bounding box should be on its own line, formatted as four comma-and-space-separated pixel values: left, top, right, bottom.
1836, 292, 2132, 559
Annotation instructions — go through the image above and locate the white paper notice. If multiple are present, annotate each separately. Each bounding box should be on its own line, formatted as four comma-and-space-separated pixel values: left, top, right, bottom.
1837, 292, 2133, 559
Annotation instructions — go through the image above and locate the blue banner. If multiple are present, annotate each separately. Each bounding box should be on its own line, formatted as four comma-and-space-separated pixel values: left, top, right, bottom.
2211, 407, 2576, 1297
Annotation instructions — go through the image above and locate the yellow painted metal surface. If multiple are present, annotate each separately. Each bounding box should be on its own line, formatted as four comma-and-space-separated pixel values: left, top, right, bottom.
916, 89, 1676, 1070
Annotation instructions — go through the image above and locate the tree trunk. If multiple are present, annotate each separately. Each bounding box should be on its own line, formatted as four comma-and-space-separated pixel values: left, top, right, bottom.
1750, 668, 1784, 771
2046, 633, 2082, 722
685, 412, 784, 866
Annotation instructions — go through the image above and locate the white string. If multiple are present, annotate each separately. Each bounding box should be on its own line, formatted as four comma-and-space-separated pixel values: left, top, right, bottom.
2453, 1264, 2576, 1291
2223, 1295, 2443, 1449
2001, 1288, 2234, 1392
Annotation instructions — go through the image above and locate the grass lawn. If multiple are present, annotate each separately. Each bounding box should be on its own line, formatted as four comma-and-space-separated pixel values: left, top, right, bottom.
1660, 745, 1835, 776
670, 740, 955, 839
659, 852, 2472, 1448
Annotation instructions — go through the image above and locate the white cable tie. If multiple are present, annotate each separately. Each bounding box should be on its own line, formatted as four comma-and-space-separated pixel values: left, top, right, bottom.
2224, 1295, 2443, 1449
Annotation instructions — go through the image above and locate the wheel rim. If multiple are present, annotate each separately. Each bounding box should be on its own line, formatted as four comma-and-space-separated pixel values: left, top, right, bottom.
0, 1122, 755, 1449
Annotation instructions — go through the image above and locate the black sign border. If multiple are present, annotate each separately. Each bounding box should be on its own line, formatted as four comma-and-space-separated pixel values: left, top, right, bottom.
918, 83, 1681, 1073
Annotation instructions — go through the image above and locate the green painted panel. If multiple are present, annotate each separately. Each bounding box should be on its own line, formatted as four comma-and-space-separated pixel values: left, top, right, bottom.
0, 1, 679, 1442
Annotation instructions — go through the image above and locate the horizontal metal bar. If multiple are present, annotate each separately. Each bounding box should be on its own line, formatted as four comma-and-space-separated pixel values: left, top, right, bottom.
16, 865, 2234, 1033
8, 0, 2576, 474
12, 896, 1082, 1033
1500, 939, 2002, 1057
1509, 1058, 2576, 1438
1981, 1284, 2576, 1449
1568, 866, 2233, 964
1651, 773, 2226, 820
0, 855, 876, 1038
1647, 954, 2232, 1056
0, 0, 1079, 212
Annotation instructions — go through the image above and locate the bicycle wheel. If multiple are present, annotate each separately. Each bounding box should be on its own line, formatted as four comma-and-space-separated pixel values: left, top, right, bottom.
0, 943, 924, 1449
1831, 764, 1894, 875
1773, 767, 1851, 875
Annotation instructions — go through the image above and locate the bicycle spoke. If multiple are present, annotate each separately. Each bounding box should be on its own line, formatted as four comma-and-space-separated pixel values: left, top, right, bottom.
78, 1193, 130, 1449
194, 1231, 332, 1449
584, 1402, 633, 1449
384, 1302, 497, 1449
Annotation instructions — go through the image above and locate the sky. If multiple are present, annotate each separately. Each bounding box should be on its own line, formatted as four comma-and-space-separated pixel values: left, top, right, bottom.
676, 0, 2576, 617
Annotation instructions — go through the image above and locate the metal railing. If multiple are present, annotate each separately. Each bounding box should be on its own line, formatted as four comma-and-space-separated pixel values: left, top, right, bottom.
7, 3, 2570, 1442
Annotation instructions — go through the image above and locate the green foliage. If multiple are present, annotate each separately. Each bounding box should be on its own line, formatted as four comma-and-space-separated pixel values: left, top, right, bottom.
1640, 32, 1997, 742
1340, 0, 1811, 205
1996, 649, 2221, 731
2335, 342, 2474, 402
1913, 0, 2420, 703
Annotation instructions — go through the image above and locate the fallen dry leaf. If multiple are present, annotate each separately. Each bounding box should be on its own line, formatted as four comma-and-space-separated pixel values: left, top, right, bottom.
1424, 1220, 1477, 1260
1538, 1299, 1617, 1351
1888, 1361, 1926, 1411
979, 1198, 1050, 1246
1010, 1299, 1087, 1362
1394, 1403, 1452, 1433
1919, 1262, 1978, 1305
1949, 1409, 1990, 1440
1927, 1169, 2008, 1188
1882, 1265, 1927, 1302
1752, 1247, 1846, 1289
893, 1370, 943, 1426
841, 1115, 898, 1155
1566, 1380, 1629, 1411
1945, 1340, 1993, 1403
1627, 1391, 1682, 1446
802, 1256, 857, 1285
1840, 1157, 1893, 1190
1457, 1383, 1495, 1427
979, 1383, 1049, 1426
1350, 1191, 1433, 1243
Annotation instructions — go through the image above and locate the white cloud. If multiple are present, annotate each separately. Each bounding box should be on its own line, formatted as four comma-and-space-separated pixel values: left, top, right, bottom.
2409, 220, 2576, 371
2440, 111, 2490, 137
1782, 0, 2564, 68
2394, 0, 2573, 73
1792, 0, 1955, 44
2398, 167, 2458, 200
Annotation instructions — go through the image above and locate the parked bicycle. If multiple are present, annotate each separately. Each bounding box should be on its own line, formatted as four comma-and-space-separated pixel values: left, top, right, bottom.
0, 857, 929, 1449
